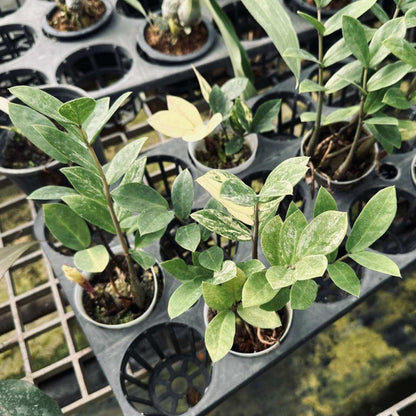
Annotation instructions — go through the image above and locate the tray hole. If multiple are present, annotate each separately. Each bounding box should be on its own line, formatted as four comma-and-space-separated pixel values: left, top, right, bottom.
0, 24, 35, 64
0, 306, 16, 345
68, 317, 89, 351
0, 0, 25, 17
0, 69, 47, 97
121, 323, 211, 415
252, 91, 314, 139
56, 45, 133, 92
349, 188, 416, 254
11, 256, 48, 296
116, 0, 162, 17
80, 356, 108, 393
0, 344, 25, 380
378, 162, 399, 181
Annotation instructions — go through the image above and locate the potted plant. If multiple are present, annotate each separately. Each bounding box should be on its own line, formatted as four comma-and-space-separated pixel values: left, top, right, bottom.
0, 85, 106, 195
160, 157, 400, 361
126, 0, 216, 63
42, 0, 113, 40
6, 86, 172, 329
148, 69, 281, 173
279, 1, 416, 188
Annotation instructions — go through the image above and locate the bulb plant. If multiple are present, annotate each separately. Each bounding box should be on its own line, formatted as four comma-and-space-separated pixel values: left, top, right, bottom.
5, 86, 175, 326
275, 0, 416, 183
160, 156, 400, 362
148, 68, 281, 170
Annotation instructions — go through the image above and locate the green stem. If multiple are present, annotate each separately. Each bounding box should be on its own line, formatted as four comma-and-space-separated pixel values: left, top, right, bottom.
334, 67, 369, 181
252, 202, 259, 260
406, 75, 416, 101
306, 7, 324, 157
79, 128, 145, 309
393, 0, 403, 18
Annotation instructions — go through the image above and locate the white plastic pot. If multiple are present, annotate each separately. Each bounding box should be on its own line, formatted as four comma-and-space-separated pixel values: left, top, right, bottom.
203, 303, 293, 358
411, 153, 416, 187
188, 133, 258, 174
74, 266, 158, 330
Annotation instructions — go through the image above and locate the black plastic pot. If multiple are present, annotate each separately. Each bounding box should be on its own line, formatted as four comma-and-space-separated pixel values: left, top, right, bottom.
42, 0, 113, 40
136, 18, 216, 65
0, 85, 106, 196
0, 24, 36, 64
0, 69, 48, 98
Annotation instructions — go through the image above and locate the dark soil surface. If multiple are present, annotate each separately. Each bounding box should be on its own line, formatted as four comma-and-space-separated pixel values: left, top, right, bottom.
145, 21, 208, 56
208, 307, 286, 354
82, 255, 156, 325
308, 123, 376, 182
196, 132, 252, 170
2, 132, 51, 169
48, 0, 106, 32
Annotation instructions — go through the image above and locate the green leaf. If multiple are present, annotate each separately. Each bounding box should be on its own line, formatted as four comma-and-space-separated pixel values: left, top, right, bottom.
175, 223, 201, 252
135, 227, 166, 249
266, 266, 296, 290
62, 195, 116, 234
205, 310, 235, 362
367, 62, 412, 92
0, 379, 63, 416
370, 3, 389, 23
369, 18, 407, 67
364, 117, 399, 126
283, 48, 319, 64
28, 186, 78, 200
44, 203, 90, 251
225, 135, 244, 155
322, 106, 360, 126
324, 0, 377, 36
105, 138, 147, 185
261, 216, 284, 266
290, 280, 318, 309
209, 85, 231, 117
286, 201, 299, 219
294, 255, 328, 281
120, 156, 147, 186
346, 187, 397, 253
161, 258, 193, 281
61, 167, 105, 200
130, 250, 156, 270
220, 178, 257, 207
112, 183, 168, 212
237, 304, 281, 328
222, 268, 246, 302
191, 209, 252, 241
364, 89, 388, 115
280, 209, 308, 264
299, 79, 327, 93
233, 98, 252, 132
342, 16, 370, 67
33, 125, 96, 171
384, 37, 416, 68
84, 92, 132, 143
314, 187, 337, 217
74, 245, 109, 273
193, 66, 212, 103
221, 77, 249, 101
405, 6, 416, 27
58, 98, 96, 125
213, 260, 237, 284
327, 262, 361, 296
297, 211, 347, 257
383, 88, 410, 110
251, 99, 282, 133
0, 242, 37, 280
202, 0, 256, 98
349, 251, 401, 277
202, 282, 234, 311
137, 207, 173, 235
367, 124, 401, 153
172, 169, 194, 221
168, 281, 202, 318
239, 0, 300, 81
242, 270, 277, 308
8, 103, 67, 163
199, 246, 224, 271
297, 11, 326, 34
258, 180, 293, 203
325, 61, 362, 93
237, 259, 265, 278
261, 287, 290, 312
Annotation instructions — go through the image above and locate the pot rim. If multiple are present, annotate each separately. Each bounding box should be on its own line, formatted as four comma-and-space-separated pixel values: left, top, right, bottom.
187, 133, 258, 174
74, 264, 159, 330
411, 153, 416, 187
301, 129, 378, 187
42, 0, 113, 39
203, 302, 293, 358
136, 17, 216, 64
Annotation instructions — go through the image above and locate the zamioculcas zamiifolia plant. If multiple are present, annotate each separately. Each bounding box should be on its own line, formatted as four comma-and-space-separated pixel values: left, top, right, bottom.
280, 0, 416, 183
5, 86, 171, 327
148, 70, 281, 170
161, 157, 400, 362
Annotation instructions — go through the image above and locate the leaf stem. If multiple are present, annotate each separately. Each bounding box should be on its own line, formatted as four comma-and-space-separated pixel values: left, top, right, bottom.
252, 202, 259, 260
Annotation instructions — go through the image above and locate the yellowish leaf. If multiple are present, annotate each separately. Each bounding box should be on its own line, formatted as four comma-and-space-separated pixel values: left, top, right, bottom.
148, 110, 194, 137
192, 65, 212, 103
167, 95, 202, 126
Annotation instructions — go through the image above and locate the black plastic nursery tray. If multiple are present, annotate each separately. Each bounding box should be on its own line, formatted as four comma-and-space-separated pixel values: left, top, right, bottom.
34, 73, 416, 415
0, 0, 315, 99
